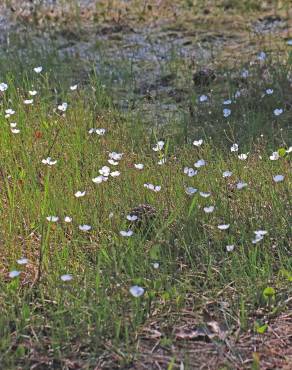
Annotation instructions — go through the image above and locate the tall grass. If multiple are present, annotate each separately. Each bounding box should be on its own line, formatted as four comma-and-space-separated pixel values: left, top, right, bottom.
0, 46, 291, 369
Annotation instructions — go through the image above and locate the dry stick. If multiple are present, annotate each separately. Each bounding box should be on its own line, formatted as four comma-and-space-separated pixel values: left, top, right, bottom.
46, 126, 61, 158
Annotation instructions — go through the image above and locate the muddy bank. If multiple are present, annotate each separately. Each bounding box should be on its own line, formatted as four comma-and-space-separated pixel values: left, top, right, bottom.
0, 1, 291, 124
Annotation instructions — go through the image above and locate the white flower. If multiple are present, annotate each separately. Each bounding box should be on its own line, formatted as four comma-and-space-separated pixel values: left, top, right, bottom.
61, 274, 73, 282
241, 69, 249, 78
194, 159, 206, 168
108, 159, 119, 166
70, 84, 78, 91
238, 153, 248, 160
199, 95, 208, 102
99, 166, 111, 176
254, 230, 268, 237
75, 191, 86, 197
223, 171, 232, 178
10, 122, 17, 128
34, 66, 43, 73
203, 206, 214, 213
273, 108, 283, 116
134, 163, 144, 170
129, 285, 144, 297
24, 99, 33, 105
109, 152, 123, 160
184, 167, 197, 177
109, 212, 114, 219
0, 82, 8, 92
5, 109, 15, 115
266, 89, 273, 95
231, 143, 239, 152
42, 157, 57, 165
120, 230, 134, 237
89, 128, 105, 136
234, 90, 241, 98
257, 51, 266, 61
79, 224, 91, 231
185, 187, 197, 195
9, 270, 20, 278
58, 102, 68, 112
286, 146, 292, 154
110, 171, 120, 177
96, 128, 106, 135
226, 245, 234, 252
11, 128, 20, 134
252, 230, 267, 244
223, 108, 231, 118
193, 139, 203, 147
17, 258, 28, 265
236, 182, 247, 190
46, 216, 59, 222
199, 191, 211, 198
126, 215, 138, 221
29, 90, 37, 96
152, 141, 165, 151
223, 99, 232, 105
273, 174, 284, 183
158, 158, 166, 165
144, 183, 161, 192
152, 262, 160, 269
64, 216, 72, 223
92, 175, 108, 184
218, 224, 230, 230
270, 152, 279, 161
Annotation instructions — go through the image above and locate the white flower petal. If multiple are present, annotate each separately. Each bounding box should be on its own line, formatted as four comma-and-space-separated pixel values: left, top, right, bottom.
74, 191, 86, 197
17, 258, 28, 265
185, 187, 197, 195
236, 182, 248, 190
273, 108, 283, 116
223, 108, 231, 118
127, 215, 138, 221
203, 206, 214, 213
199, 95, 208, 102
34, 66, 43, 73
218, 224, 230, 230
0, 82, 8, 91
9, 270, 20, 278
46, 216, 59, 222
79, 224, 91, 231
120, 230, 134, 237
226, 245, 234, 252
194, 159, 206, 168
273, 174, 284, 183
24, 99, 33, 105
223, 171, 232, 178
193, 139, 203, 147
270, 152, 279, 161
61, 274, 73, 281
57, 102, 68, 112
129, 285, 144, 297
199, 191, 211, 198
